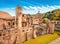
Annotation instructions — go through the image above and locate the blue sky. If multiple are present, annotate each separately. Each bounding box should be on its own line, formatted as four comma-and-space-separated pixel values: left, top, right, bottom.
0, 0, 60, 16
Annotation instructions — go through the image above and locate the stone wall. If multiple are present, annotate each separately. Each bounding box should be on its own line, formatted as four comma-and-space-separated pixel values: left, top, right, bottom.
0, 19, 15, 30
0, 28, 17, 44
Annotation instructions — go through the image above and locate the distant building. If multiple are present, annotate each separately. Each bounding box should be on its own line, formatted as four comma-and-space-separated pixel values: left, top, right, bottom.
32, 11, 42, 25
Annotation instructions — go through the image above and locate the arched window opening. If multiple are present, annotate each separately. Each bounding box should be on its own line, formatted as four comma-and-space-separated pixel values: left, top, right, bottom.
13, 22, 15, 25
8, 22, 10, 26
0, 33, 1, 36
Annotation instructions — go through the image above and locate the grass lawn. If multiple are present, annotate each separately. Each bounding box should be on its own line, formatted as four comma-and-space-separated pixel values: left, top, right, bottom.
23, 32, 60, 44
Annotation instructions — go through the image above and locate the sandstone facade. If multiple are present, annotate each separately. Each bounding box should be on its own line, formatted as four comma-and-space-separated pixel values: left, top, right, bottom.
0, 12, 15, 30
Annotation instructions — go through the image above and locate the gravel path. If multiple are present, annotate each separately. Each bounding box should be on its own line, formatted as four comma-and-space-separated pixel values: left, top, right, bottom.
49, 37, 60, 44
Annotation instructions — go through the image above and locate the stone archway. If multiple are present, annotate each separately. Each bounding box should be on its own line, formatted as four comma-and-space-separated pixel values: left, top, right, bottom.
36, 28, 43, 36
33, 27, 43, 38
33, 26, 47, 38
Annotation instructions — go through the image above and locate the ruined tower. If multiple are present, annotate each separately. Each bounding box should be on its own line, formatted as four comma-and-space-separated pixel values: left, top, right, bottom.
16, 6, 22, 44
16, 6, 22, 27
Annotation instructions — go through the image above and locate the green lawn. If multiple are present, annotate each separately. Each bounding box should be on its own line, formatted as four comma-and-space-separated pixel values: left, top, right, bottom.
23, 32, 60, 44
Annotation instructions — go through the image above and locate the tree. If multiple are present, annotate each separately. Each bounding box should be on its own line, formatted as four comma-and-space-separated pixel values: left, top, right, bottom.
43, 9, 60, 21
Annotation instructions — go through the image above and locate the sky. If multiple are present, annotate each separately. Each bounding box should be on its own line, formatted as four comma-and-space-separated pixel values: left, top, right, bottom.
0, 0, 60, 16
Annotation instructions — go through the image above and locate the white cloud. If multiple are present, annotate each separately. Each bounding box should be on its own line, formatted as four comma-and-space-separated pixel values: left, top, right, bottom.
23, 5, 60, 14
0, 8, 15, 16
24, 6, 30, 10
0, 5, 60, 16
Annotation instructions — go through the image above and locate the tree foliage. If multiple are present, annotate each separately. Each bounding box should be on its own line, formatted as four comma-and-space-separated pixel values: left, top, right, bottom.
43, 9, 60, 20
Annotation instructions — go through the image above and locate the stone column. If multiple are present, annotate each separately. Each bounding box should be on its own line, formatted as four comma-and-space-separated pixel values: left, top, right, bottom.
47, 20, 55, 34
16, 6, 22, 44
51, 22, 55, 33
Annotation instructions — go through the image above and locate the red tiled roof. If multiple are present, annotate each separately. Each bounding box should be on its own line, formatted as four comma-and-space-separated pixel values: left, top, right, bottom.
0, 11, 14, 20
